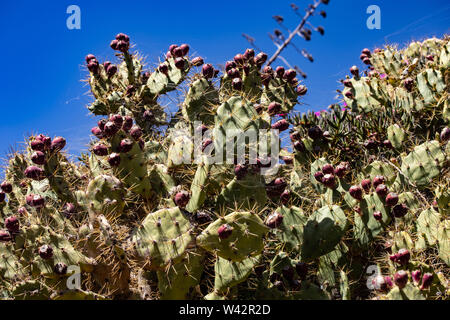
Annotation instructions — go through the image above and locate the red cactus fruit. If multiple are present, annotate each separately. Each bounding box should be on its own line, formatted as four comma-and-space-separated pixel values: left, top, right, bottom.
54, 262, 68, 275
26, 194, 45, 208
350, 65, 359, 77
293, 140, 305, 152
31, 139, 45, 151
0, 181, 12, 194
225, 60, 236, 72
227, 67, 241, 79
159, 63, 169, 75
385, 192, 399, 207
92, 144, 108, 156
349, 185, 363, 201
411, 270, 421, 284
392, 203, 408, 218
372, 175, 385, 188
440, 127, 450, 142
232, 77, 242, 90
268, 102, 281, 116
322, 164, 334, 175
0, 230, 12, 242
63, 203, 76, 218
174, 57, 185, 69
130, 125, 143, 140
24, 166, 45, 181
295, 262, 308, 280
243, 48, 255, 61
307, 126, 323, 140
5, 216, 19, 233
314, 171, 324, 182
280, 190, 290, 205
420, 273, 433, 290
283, 69, 297, 81
191, 56, 204, 66
91, 126, 104, 139
85, 54, 96, 63
51, 137, 66, 152
108, 153, 121, 166
39, 245, 54, 260
234, 164, 248, 180
321, 173, 336, 189
202, 64, 214, 78
334, 162, 348, 178
119, 139, 134, 153
296, 85, 308, 96
254, 52, 268, 66
375, 184, 388, 198
143, 110, 154, 121
234, 53, 245, 65
218, 224, 233, 239
271, 119, 289, 132
394, 270, 408, 289
201, 139, 213, 152
31, 151, 46, 165
122, 116, 133, 132
103, 121, 120, 136
174, 191, 190, 208
265, 212, 283, 228
373, 211, 382, 221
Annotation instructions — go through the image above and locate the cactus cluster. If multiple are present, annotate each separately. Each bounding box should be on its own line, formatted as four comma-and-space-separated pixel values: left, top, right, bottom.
0, 34, 448, 300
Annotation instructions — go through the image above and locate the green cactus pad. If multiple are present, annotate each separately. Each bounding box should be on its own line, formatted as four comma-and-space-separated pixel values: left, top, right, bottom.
214, 255, 260, 293
387, 124, 405, 149
387, 283, 425, 300
416, 208, 441, 246
132, 207, 195, 269
86, 175, 126, 219
301, 205, 348, 261
182, 78, 218, 124
273, 206, 307, 252
197, 211, 269, 262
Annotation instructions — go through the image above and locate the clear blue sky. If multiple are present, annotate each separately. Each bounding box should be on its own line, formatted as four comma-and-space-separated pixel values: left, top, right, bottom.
1, 0, 449, 161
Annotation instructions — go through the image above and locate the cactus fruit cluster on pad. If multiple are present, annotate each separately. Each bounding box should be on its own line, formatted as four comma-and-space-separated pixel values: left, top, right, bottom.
0, 34, 449, 300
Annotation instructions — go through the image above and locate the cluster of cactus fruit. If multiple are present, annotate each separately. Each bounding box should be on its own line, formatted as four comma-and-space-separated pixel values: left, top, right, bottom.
0, 33, 448, 300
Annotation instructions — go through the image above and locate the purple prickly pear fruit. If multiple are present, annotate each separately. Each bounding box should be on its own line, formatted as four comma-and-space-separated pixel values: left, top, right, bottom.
307, 126, 323, 140
63, 202, 76, 218
115, 33, 130, 42
282, 266, 295, 281
225, 60, 236, 72
243, 48, 255, 61
202, 64, 214, 78
24, 166, 45, 181
191, 56, 204, 66
122, 116, 133, 132
392, 203, 408, 218
411, 270, 421, 284
362, 57, 371, 65
38, 245, 54, 260
295, 262, 308, 280
31, 151, 46, 165
0, 182, 12, 194
174, 191, 190, 208
344, 91, 354, 99
0, 192, 5, 203
383, 139, 393, 149
274, 178, 287, 189
234, 164, 247, 180
26, 194, 45, 208
106, 64, 117, 78
273, 280, 284, 291
253, 104, 263, 114
130, 126, 143, 140
360, 54, 367, 61
172, 46, 184, 58
275, 66, 285, 78
0, 230, 11, 242
334, 162, 348, 178
50, 137, 66, 152
259, 72, 272, 86
92, 144, 109, 156
362, 48, 371, 57
426, 55, 434, 61
267, 102, 281, 116
179, 44, 190, 56
85, 54, 96, 63
234, 53, 245, 65
143, 110, 154, 121
217, 224, 233, 239
103, 121, 120, 136
5, 216, 19, 233
232, 77, 242, 90
174, 57, 185, 69
420, 273, 433, 290
87, 60, 100, 74
350, 65, 359, 77
97, 119, 107, 131
403, 78, 414, 92
271, 119, 289, 132
343, 79, 353, 88
227, 67, 241, 79
394, 270, 408, 289
103, 61, 111, 70
349, 185, 363, 201
169, 44, 178, 55
385, 276, 393, 288
293, 140, 305, 152
108, 153, 121, 166
314, 171, 324, 182
283, 69, 296, 82
119, 139, 134, 153
54, 262, 68, 275
201, 138, 213, 152
280, 190, 290, 205
375, 184, 388, 198
159, 63, 169, 75
18, 207, 27, 215
290, 131, 301, 142
372, 275, 391, 292
91, 126, 104, 139
322, 164, 334, 174
263, 65, 273, 74
31, 139, 45, 151
440, 127, 450, 142
110, 39, 119, 50
281, 156, 293, 165
321, 173, 336, 189
296, 85, 307, 96
372, 175, 385, 188
396, 249, 410, 265
373, 211, 382, 221
254, 52, 268, 66
265, 212, 283, 228
385, 193, 399, 207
